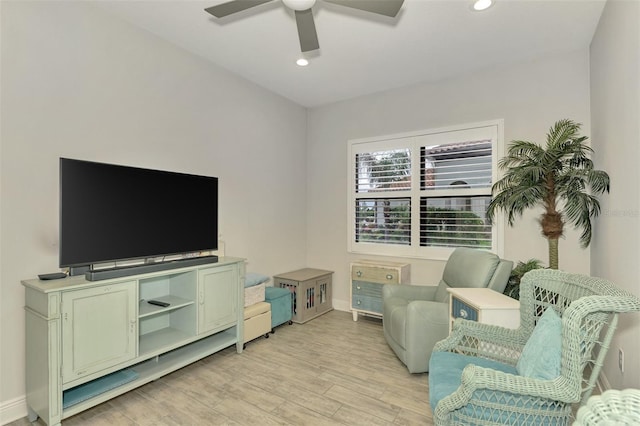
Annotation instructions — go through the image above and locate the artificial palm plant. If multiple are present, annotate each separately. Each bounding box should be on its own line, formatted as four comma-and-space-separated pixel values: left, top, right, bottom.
487, 119, 610, 269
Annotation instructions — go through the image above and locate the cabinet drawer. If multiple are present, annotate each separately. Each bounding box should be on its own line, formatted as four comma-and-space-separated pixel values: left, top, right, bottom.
351, 294, 383, 314
351, 265, 400, 284
451, 297, 478, 321
351, 281, 383, 314
351, 280, 383, 298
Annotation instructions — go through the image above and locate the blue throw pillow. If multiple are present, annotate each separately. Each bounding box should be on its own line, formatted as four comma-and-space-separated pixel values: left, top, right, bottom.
516, 307, 562, 380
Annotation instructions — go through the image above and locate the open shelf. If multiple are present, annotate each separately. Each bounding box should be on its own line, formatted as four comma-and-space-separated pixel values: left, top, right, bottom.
139, 296, 194, 318
61, 328, 238, 419
139, 327, 194, 356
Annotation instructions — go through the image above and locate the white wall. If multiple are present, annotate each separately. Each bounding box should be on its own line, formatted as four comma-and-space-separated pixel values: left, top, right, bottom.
307, 50, 592, 311
590, 0, 640, 389
0, 1, 307, 420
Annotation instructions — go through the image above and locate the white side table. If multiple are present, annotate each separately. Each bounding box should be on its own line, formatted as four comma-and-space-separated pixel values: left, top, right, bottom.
447, 287, 520, 333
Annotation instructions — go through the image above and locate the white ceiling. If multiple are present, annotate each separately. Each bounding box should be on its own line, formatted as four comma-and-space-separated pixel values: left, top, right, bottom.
96, 0, 606, 108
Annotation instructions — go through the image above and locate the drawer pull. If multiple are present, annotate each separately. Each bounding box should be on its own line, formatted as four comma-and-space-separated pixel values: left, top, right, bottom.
386, 274, 393, 280
357, 300, 361, 305
356, 285, 361, 290
459, 309, 468, 319
356, 270, 362, 277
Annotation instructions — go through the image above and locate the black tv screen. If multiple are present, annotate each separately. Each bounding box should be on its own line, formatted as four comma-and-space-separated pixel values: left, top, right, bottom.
60, 158, 218, 268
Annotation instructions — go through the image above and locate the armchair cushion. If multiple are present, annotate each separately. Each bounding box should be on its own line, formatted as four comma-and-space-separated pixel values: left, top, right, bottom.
516, 307, 562, 380
434, 248, 502, 302
429, 351, 517, 411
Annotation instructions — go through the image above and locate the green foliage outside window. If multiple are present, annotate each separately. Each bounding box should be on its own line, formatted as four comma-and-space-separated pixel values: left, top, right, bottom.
356, 203, 410, 244
356, 204, 490, 248
421, 207, 491, 248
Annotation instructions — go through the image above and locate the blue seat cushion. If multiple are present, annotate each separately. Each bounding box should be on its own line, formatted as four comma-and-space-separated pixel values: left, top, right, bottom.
245, 273, 269, 288
429, 351, 517, 411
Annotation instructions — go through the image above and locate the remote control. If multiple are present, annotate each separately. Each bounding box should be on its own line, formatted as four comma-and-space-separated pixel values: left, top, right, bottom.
38, 272, 68, 280
147, 300, 170, 307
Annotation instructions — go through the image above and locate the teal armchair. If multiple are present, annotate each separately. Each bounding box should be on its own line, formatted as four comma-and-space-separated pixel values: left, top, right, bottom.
429, 269, 640, 425
382, 248, 512, 373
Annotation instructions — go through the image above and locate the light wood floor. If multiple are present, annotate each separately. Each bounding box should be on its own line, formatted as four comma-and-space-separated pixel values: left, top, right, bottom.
11, 310, 433, 425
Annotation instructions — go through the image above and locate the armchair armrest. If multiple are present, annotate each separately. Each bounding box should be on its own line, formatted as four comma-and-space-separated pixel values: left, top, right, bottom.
435, 365, 578, 423
383, 284, 438, 301
434, 318, 528, 366
462, 366, 577, 402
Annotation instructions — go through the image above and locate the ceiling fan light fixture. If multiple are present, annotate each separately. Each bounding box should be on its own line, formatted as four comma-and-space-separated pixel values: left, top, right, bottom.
282, 0, 316, 11
472, 0, 494, 11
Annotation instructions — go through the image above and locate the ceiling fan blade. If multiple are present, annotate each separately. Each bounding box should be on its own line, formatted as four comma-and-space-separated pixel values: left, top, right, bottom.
204, 0, 273, 18
323, 0, 404, 17
295, 9, 320, 52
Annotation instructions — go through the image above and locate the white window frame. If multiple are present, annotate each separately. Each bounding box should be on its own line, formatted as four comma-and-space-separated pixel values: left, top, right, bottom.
348, 120, 505, 261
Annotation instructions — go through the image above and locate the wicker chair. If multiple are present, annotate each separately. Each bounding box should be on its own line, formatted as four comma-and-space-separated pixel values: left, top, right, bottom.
429, 269, 640, 426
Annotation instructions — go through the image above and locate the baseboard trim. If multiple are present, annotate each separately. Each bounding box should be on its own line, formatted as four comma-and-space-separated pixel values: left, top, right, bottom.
0, 396, 27, 425
333, 300, 350, 313
598, 370, 611, 393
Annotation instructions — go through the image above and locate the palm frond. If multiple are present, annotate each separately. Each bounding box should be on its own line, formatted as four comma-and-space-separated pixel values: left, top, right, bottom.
546, 119, 582, 149
562, 191, 601, 247
587, 170, 611, 194
499, 141, 547, 171
488, 183, 544, 225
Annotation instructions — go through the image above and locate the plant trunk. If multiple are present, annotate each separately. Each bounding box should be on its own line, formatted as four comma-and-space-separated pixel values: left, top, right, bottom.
548, 237, 559, 269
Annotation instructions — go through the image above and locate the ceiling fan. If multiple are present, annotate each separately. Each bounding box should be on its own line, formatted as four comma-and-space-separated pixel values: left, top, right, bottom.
204, 0, 405, 53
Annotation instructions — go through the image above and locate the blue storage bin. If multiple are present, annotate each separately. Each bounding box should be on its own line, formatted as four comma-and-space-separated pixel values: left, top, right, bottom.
264, 286, 292, 330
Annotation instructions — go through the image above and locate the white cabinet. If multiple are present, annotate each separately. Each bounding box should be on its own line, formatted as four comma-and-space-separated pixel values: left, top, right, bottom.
23, 257, 245, 426
447, 287, 520, 333
198, 265, 238, 333
61, 281, 137, 384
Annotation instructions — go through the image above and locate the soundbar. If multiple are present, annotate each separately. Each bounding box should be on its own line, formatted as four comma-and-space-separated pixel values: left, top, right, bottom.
85, 256, 219, 281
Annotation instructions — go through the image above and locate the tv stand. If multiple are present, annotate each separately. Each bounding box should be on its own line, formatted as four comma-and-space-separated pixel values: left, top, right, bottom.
22, 257, 244, 426
84, 255, 219, 281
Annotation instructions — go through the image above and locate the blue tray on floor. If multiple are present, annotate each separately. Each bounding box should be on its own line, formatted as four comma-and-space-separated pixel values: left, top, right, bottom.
63, 369, 139, 409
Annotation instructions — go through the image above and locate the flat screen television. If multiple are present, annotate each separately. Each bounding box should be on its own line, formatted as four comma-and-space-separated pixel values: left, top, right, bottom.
60, 158, 218, 274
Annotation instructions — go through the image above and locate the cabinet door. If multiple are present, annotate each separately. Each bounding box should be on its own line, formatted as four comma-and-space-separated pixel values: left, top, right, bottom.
61, 281, 137, 383
198, 265, 238, 334
315, 277, 332, 315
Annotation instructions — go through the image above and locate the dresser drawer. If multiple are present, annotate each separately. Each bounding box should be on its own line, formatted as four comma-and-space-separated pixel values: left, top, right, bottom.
351, 265, 401, 284
447, 288, 520, 333
351, 294, 383, 314
352, 280, 383, 298
451, 297, 479, 321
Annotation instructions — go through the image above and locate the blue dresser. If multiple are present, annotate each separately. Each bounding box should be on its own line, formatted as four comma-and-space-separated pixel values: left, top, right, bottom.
350, 260, 410, 321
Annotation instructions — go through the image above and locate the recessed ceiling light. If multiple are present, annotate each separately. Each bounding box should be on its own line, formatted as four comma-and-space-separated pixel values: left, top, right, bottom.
296, 58, 309, 67
472, 0, 494, 11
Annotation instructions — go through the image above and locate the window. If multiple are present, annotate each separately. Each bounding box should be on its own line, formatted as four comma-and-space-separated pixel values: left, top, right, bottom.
349, 121, 503, 260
